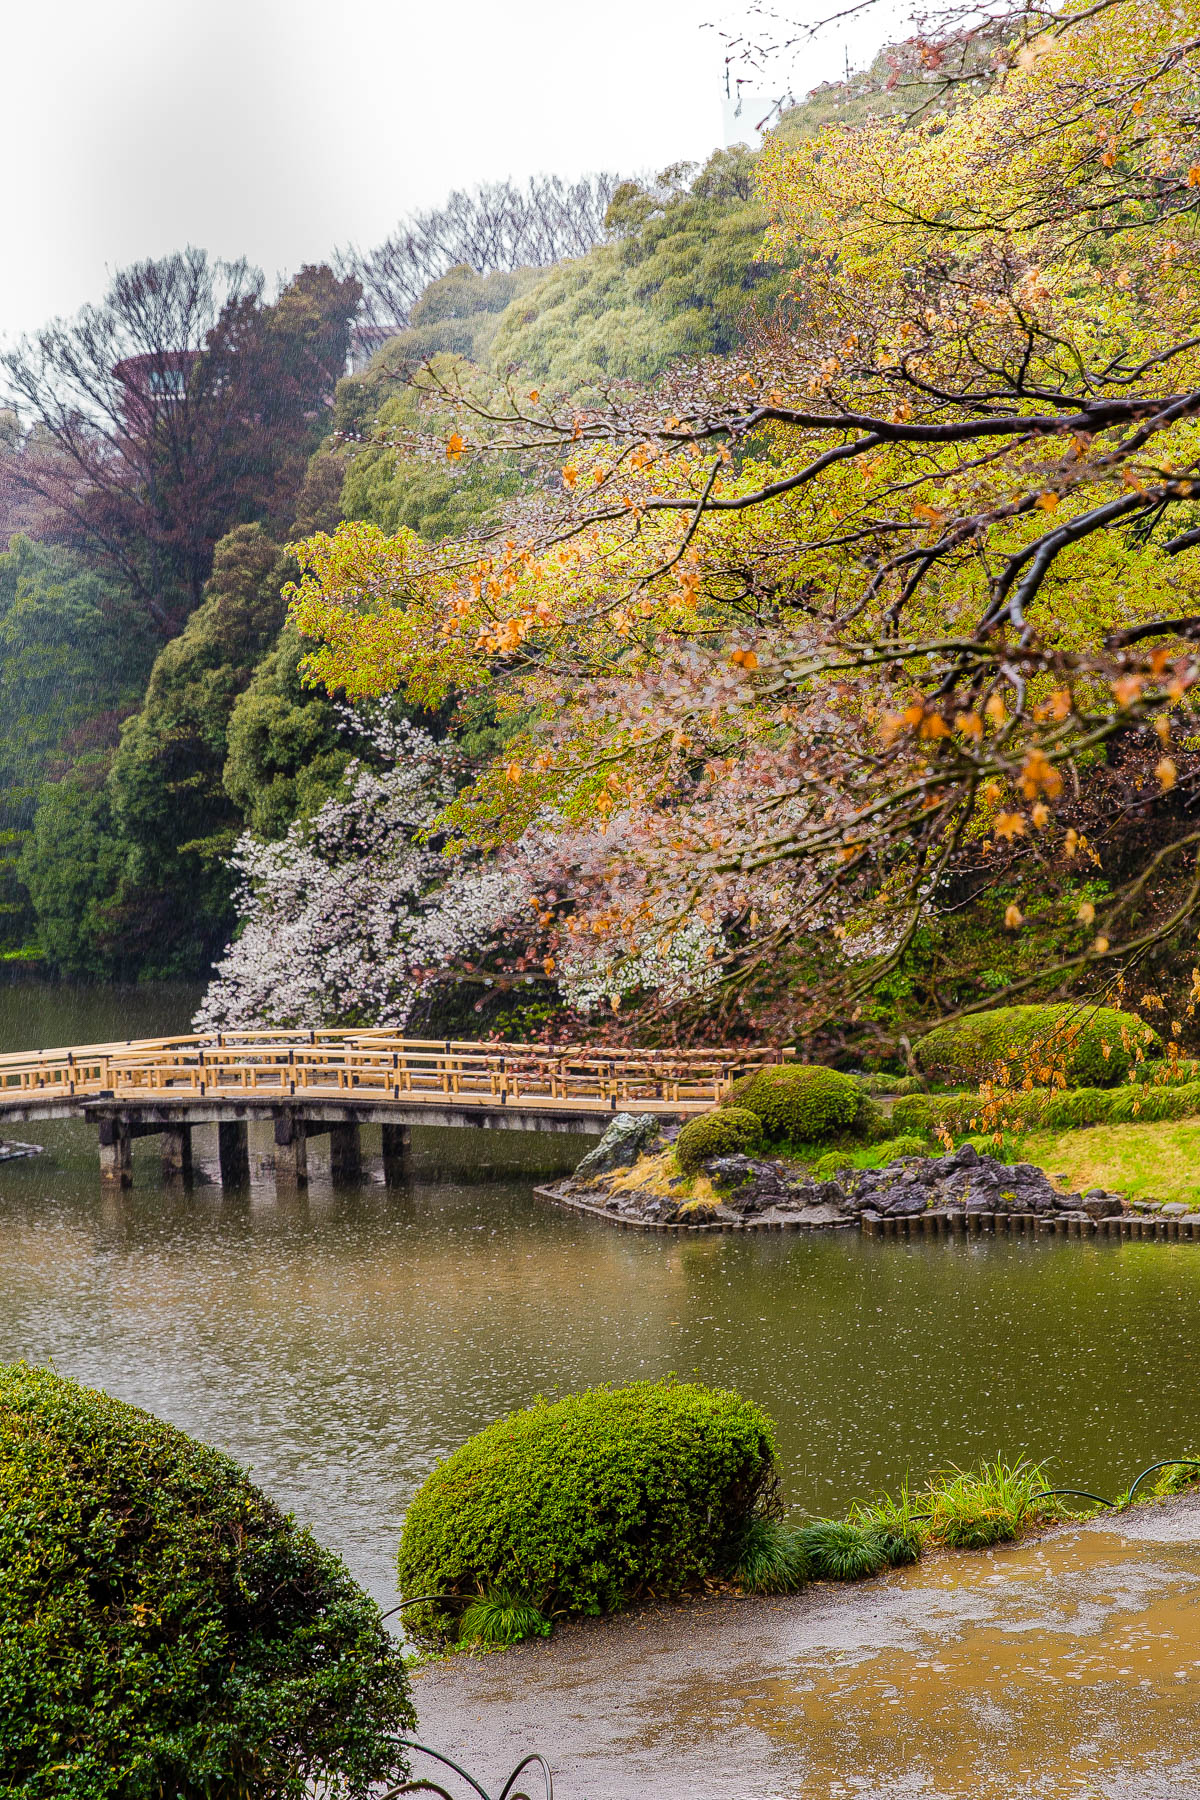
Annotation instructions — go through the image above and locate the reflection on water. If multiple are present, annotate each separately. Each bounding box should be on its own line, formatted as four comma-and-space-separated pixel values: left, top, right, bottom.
0, 977, 203, 1052
3, 1110, 1200, 1606
1, 983, 1199, 1607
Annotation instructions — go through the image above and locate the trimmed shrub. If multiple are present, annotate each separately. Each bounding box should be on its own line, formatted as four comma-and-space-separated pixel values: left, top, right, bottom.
890, 1094, 934, 1137
674, 1105, 763, 1174
853, 1094, 889, 1143
395, 1381, 779, 1642
1107, 1080, 1200, 1124
915, 1004, 1159, 1088
815, 1149, 854, 1179
726, 1064, 862, 1144
1040, 1086, 1115, 1130
856, 1072, 925, 1095
0, 1362, 413, 1800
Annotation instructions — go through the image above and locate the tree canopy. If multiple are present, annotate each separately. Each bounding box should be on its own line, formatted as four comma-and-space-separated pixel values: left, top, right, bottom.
289, 0, 1200, 1050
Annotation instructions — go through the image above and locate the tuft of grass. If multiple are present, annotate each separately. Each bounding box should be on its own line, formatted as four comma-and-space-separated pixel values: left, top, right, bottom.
457, 1591, 552, 1647
848, 1478, 926, 1564
797, 1519, 894, 1581
730, 1518, 812, 1593
922, 1457, 1062, 1549
1152, 1457, 1200, 1497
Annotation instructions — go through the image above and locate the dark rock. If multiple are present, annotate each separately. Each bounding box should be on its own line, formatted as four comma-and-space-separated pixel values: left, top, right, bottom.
573, 1113, 662, 1180
1082, 1193, 1123, 1219
883, 1191, 929, 1217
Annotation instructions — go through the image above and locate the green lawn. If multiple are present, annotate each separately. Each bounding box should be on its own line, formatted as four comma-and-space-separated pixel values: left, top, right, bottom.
1021, 1119, 1200, 1209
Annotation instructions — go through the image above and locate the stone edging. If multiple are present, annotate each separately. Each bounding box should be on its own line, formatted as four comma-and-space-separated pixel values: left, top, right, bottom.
534, 1182, 852, 1232
535, 1183, 1200, 1239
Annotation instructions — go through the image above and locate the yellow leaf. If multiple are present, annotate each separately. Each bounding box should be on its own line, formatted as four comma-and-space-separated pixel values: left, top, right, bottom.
1036, 491, 1060, 511
446, 432, 466, 462
1156, 756, 1178, 790
984, 695, 1006, 725
505, 763, 523, 783
528, 389, 540, 402
1078, 900, 1095, 925
1064, 827, 1079, 857
1094, 936, 1110, 955
994, 812, 1027, 841
1031, 802, 1051, 828
955, 711, 983, 741
1005, 903, 1024, 929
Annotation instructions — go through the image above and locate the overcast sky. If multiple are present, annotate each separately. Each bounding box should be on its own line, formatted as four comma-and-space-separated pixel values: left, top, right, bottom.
4, 0, 901, 343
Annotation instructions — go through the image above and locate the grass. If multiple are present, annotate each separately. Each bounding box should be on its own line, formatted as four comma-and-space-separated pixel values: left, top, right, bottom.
457, 1591, 552, 1647
1021, 1118, 1200, 1209
731, 1518, 812, 1593
920, 1457, 1064, 1549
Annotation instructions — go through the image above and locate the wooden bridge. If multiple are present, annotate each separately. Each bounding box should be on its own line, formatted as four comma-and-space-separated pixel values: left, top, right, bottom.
0, 1031, 786, 1186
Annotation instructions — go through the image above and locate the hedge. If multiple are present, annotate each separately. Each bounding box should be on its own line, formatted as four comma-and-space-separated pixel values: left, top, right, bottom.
914, 1004, 1159, 1088
0, 1363, 413, 1800
674, 1106, 763, 1174
724, 1064, 864, 1143
395, 1380, 778, 1642
930, 1077, 1200, 1138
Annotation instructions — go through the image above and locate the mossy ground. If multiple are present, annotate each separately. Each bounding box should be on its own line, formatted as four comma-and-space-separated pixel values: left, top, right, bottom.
1020, 1118, 1200, 1209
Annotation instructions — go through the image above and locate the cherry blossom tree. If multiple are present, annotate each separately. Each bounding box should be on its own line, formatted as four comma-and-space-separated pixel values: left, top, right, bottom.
195, 719, 520, 1031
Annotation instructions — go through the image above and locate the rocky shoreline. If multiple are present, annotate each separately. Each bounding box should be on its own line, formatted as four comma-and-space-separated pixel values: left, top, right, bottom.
540, 1125, 1167, 1237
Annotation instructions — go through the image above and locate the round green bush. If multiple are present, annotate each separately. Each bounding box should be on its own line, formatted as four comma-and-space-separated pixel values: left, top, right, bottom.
890, 1093, 934, 1137
0, 1362, 413, 1800
674, 1105, 763, 1174
725, 1064, 862, 1144
815, 1150, 854, 1179
914, 1004, 1159, 1088
396, 1380, 779, 1642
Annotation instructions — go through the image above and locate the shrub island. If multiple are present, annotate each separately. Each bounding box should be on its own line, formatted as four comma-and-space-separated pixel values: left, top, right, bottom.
548, 1004, 1200, 1228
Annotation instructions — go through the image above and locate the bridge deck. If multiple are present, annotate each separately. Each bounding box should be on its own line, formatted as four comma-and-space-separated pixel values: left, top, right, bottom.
0, 1034, 790, 1179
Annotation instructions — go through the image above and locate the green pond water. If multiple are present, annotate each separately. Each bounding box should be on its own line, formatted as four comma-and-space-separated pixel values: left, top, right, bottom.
1, 981, 1199, 1607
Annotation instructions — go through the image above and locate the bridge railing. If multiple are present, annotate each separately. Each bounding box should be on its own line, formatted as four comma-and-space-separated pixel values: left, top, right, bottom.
0, 1033, 790, 1113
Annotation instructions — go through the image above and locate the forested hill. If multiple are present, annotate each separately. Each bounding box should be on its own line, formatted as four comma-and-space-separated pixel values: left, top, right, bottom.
0, 139, 787, 987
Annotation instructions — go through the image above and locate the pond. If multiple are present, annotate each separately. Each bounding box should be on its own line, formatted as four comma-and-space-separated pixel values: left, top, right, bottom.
2, 981, 1200, 1608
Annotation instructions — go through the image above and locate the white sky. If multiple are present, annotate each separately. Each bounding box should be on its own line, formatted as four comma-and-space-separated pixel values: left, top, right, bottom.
3, 0, 905, 343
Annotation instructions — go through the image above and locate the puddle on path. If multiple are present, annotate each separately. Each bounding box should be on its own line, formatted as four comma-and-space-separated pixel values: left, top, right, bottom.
411, 1492, 1200, 1800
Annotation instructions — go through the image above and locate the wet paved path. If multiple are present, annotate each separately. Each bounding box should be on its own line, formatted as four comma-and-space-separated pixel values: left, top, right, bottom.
411, 1492, 1200, 1799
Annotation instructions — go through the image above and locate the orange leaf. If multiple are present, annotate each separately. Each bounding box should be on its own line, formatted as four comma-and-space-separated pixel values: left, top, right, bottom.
446, 432, 466, 462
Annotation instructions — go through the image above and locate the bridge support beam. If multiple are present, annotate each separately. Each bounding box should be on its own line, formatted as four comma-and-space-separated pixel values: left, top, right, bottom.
381, 1123, 411, 1186
328, 1122, 362, 1181
161, 1124, 192, 1183
98, 1117, 132, 1187
273, 1111, 308, 1186
218, 1121, 250, 1188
